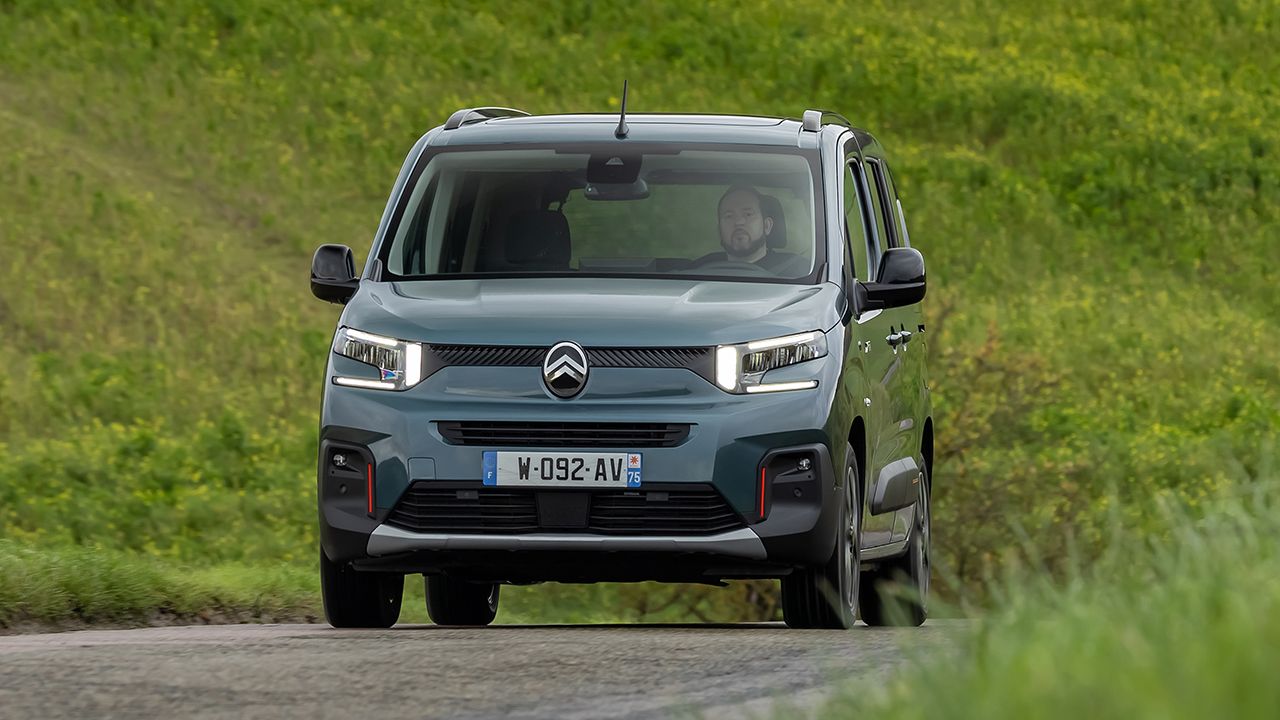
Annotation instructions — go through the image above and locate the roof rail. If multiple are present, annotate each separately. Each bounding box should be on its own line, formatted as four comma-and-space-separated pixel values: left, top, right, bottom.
801, 109, 853, 133
442, 106, 531, 131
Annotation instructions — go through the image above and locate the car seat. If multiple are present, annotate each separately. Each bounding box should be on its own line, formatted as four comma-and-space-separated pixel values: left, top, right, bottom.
494, 209, 572, 271
759, 195, 787, 248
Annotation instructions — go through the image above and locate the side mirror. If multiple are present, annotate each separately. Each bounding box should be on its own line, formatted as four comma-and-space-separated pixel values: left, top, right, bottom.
860, 247, 926, 311
311, 244, 359, 304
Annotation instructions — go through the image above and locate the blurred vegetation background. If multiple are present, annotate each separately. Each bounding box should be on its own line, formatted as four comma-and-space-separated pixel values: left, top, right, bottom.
0, 0, 1277, 626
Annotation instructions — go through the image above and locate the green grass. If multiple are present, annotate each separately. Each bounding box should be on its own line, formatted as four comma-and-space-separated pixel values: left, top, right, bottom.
0, 0, 1277, 623
0, 541, 772, 629
823, 477, 1280, 719
0, 541, 319, 629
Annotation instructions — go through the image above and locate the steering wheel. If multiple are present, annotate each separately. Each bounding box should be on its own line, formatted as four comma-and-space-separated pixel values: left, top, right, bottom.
688, 259, 776, 276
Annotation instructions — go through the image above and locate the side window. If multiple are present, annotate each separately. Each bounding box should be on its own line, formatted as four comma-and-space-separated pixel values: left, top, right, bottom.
842, 163, 869, 282
883, 163, 912, 247
864, 159, 897, 248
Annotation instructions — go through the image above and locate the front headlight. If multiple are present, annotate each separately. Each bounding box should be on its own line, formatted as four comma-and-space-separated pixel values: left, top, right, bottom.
715, 330, 827, 394
331, 327, 424, 391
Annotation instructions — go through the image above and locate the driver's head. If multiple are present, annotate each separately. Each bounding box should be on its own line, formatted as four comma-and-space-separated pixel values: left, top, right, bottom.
717, 186, 774, 262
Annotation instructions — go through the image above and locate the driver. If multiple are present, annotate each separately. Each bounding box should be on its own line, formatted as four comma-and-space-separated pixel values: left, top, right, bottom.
693, 185, 793, 273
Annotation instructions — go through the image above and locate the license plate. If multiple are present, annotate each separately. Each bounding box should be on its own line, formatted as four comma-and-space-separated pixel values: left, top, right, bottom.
482, 451, 642, 488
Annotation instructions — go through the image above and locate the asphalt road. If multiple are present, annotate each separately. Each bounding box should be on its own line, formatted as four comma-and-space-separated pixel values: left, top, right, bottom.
0, 621, 964, 719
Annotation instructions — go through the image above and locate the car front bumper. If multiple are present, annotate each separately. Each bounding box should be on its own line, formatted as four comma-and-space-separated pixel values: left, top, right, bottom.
319, 360, 849, 581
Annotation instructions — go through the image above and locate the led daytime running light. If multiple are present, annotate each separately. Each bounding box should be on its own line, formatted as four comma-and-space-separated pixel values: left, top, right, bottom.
344, 328, 399, 347
745, 380, 819, 394
333, 377, 397, 390
746, 331, 820, 351
716, 346, 739, 391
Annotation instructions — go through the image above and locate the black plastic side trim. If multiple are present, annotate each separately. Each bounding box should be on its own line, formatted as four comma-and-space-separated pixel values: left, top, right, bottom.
870, 457, 920, 515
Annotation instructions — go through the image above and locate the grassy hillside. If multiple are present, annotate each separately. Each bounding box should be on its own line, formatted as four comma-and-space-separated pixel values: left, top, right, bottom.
0, 0, 1277, 621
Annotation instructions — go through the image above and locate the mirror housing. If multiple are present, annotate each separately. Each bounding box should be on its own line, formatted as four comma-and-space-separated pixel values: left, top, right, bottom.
583, 178, 650, 201
860, 247, 926, 311
311, 244, 359, 304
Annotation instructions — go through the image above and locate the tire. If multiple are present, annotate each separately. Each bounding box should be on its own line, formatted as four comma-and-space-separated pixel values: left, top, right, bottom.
781, 441, 860, 629
426, 576, 500, 626
859, 462, 930, 627
320, 547, 404, 628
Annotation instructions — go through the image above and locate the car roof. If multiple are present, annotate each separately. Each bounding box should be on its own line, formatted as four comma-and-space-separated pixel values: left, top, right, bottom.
426, 112, 873, 149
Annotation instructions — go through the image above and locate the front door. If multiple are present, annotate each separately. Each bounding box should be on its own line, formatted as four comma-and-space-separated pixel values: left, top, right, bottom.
854, 156, 920, 547
865, 157, 926, 544
839, 154, 896, 549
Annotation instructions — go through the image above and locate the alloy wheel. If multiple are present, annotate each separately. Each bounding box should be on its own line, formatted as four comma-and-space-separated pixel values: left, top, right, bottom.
914, 472, 931, 614
842, 463, 861, 618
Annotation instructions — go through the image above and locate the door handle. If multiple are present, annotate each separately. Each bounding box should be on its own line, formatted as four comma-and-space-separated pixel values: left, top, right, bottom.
899, 330, 913, 344
886, 332, 903, 347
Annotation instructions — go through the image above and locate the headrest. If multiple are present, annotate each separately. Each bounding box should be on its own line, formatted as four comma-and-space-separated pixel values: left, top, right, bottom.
504, 210, 571, 269
760, 195, 787, 248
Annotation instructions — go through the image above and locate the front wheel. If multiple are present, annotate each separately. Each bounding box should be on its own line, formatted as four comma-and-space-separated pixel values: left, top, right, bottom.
425, 576, 500, 626
781, 441, 860, 629
860, 463, 930, 627
320, 547, 403, 628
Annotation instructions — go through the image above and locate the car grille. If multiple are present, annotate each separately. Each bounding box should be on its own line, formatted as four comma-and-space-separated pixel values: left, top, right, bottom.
387, 487, 540, 533
589, 347, 711, 370
432, 345, 544, 367
385, 483, 745, 536
437, 421, 691, 448
587, 488, 745, 535
427, 344, 712, 374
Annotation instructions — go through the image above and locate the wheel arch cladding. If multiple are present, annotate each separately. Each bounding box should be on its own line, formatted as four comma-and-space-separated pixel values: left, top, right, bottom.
847, 415, 866, 497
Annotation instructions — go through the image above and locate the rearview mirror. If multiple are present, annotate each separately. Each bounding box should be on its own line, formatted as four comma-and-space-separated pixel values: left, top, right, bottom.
311, 244, 359, 304
583, 178, 650, 201
859, 247, 926, 311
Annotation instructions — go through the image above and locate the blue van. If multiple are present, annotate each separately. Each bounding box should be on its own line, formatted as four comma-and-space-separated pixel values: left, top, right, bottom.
310, 107, 933, 629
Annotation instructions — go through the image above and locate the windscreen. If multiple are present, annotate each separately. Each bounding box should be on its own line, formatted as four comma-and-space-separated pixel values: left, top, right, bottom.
380, 147, 821, 283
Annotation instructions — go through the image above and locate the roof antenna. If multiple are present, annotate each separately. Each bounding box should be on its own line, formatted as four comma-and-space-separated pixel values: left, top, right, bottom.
615, 79, 629, 139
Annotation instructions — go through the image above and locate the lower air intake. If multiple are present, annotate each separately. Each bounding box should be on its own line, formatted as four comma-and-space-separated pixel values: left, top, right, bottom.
385, 483, 744, 536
